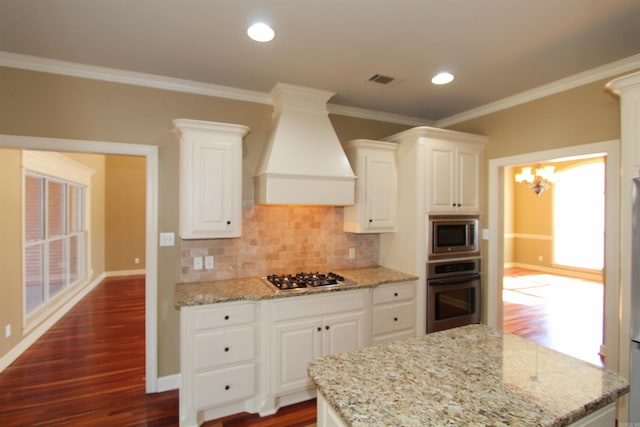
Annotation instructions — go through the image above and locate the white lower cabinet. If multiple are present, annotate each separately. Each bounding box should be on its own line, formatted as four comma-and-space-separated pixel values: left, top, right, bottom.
371, 281, 416, 345
180, 301, 258, 427
179, 284, 417, 425
266, 291, 368, 410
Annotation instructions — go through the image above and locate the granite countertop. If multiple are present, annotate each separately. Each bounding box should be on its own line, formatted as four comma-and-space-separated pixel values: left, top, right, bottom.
308, 324, 630, 427
175, 266, 418, 307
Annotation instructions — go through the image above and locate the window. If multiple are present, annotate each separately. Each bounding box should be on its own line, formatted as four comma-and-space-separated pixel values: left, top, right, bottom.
553, 160, 604, 270
23, 151, 92, 319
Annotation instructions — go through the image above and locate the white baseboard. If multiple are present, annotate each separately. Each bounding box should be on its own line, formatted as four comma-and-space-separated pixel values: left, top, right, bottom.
157, 373, 180, 392
106, 268, 146, 277
509, 262, 602, 282
0, 272, 106, 373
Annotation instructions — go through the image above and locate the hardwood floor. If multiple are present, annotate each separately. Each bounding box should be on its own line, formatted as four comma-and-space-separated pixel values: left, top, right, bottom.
0, 275, 316, 426
2, 270, 602, 425
503, 268, 604, 367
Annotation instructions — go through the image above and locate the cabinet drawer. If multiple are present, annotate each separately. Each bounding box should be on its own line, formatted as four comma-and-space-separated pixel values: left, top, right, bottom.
195, 363, 256, 409
194, 303, 255, 330
372, 301, 416, 335
373, 282, 415, 305
271, 291, 367, 322
195, 325, 256, 370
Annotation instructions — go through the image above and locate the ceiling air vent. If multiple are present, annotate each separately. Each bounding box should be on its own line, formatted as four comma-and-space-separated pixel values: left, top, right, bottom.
368, 74, 395, 85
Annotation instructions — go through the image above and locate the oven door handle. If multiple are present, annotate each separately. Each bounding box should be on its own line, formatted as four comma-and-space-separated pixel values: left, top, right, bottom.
428, 274, 481, 286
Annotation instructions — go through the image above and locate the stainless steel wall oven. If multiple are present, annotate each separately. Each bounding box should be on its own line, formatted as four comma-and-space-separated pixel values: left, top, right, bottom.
427, 257, 481, 333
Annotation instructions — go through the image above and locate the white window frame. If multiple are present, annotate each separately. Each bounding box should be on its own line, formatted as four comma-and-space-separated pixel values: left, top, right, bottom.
22, 151, 95, 332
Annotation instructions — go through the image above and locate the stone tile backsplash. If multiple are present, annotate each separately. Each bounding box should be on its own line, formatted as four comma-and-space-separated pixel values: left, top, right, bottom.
181, 201, 379, 282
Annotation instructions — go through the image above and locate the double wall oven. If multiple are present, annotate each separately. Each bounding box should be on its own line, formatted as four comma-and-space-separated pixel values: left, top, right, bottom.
427, 215, 481, 333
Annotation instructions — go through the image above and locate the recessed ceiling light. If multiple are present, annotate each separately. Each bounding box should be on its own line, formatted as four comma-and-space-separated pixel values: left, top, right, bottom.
431, 72, 454, 85
247, 23, 275, 42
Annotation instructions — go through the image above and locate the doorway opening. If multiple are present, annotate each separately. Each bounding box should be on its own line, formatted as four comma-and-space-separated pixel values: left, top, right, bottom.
0, 134, 159, 392
503, 157, 605, 365
486, 140, 620, 371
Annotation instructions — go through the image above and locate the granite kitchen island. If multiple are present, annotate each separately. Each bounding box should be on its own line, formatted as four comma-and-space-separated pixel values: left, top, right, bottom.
308, 324, 629, 427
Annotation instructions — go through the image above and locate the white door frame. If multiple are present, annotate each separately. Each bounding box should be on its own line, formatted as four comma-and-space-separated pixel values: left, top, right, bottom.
487, 139, 620, 371
0, 134, 159, 392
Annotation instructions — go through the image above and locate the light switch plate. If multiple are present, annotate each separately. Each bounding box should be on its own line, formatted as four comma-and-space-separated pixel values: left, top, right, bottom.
482, 228, 489, 240
205, 256, 214, 269
193, 256, 203, 270
160, 232, 175, 247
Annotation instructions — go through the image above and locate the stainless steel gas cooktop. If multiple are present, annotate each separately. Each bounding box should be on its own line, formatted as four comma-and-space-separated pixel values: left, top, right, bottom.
263, 272, 354, 291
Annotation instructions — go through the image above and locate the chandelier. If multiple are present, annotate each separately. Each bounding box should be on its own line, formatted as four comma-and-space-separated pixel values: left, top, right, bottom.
515, 164, 557, 196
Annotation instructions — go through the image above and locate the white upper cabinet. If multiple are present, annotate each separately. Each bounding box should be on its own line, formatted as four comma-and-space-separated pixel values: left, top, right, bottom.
343, 139, 398, 233
174, 119, 250, 239
427, 139, 483, 214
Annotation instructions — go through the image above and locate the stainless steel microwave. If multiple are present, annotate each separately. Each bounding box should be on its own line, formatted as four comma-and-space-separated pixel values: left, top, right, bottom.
428, 215, 479, 258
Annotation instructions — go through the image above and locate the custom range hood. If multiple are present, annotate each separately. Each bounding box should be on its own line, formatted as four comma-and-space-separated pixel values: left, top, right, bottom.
254, 83, 356, 205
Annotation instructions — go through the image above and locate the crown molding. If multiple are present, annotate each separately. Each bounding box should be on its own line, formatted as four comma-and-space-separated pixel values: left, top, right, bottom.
327, 103, 434, 127
3, 50, 639, 129
436, 53, 640, 128
0, 51, 272, 105
0, 50, 431, 126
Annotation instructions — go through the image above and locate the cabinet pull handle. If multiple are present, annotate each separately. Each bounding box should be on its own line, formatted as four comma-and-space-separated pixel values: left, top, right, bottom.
224, 315, 230, 320
394, 317, 398, 322
226, 220, 231, 225
224, 385, 230, 391
224, 347, 230, 352
325, 325, 330, 330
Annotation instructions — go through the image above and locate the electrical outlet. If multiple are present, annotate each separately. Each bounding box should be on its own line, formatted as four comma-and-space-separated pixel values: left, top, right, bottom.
193, 256, 203, 270
348, 248, 356, 259
134, 257, 140, 264
538, 255, 544, 261
205, 256, 214, 269
5, 324, 11, 338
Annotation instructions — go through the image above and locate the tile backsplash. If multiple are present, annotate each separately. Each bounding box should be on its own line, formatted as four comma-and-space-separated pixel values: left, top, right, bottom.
181, 201, 379, 282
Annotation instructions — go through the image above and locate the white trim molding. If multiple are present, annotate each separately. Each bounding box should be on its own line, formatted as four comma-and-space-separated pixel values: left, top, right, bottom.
4, 50, 638, 129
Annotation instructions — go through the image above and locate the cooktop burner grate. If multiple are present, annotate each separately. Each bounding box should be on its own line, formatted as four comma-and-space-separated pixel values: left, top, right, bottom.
265, 272, 348, 290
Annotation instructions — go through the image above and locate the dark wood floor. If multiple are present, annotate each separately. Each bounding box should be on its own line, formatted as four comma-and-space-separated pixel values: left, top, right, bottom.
0, 275, 316, 426
1, 270, 602, 425
503, 267, 604, 367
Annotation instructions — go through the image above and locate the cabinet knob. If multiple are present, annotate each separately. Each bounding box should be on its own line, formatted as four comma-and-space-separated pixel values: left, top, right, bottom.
369, 219, 373, 223
224, 315, 230, 320
224, 347, 230, 352
457, 203, 461, 207
394, 292, 398, 297
317, 327, 322, 332
226, 220, 231, 225
325, 325, 330, 330
452, 203, 456, 207
394, 317, 398, 322
224, 385, 230, 391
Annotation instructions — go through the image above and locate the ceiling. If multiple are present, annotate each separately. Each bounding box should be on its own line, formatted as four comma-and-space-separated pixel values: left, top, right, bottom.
1, 0, 640, 123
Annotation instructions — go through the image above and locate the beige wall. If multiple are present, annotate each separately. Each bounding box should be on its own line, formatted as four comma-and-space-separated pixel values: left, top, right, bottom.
105, 155, 146, 271
0, 66, 410, 377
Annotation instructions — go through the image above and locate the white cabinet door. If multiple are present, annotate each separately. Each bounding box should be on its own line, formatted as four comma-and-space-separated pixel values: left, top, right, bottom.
427, 140, 482, 214
456, 145, 482, 213
343, 139, 397, 233
174, 119, 250, 239
322, 311, 366, 356
273, 317, 322, 395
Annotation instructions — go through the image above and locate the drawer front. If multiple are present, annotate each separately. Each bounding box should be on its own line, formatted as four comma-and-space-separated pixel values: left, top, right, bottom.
372, 301, 416, 335
194, 303, 256, 330
195, 325, 256, 370
271, 290, 367, 322
195, 363, 256, 409
373, 282, 415, 305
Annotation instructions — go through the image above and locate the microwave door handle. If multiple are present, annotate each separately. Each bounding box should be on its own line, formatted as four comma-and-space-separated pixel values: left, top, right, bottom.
428, 274, 481, 286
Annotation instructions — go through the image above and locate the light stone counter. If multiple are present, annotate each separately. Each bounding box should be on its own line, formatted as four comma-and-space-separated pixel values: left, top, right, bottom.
307, 324, 629, 427
175, 266, 418, 307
